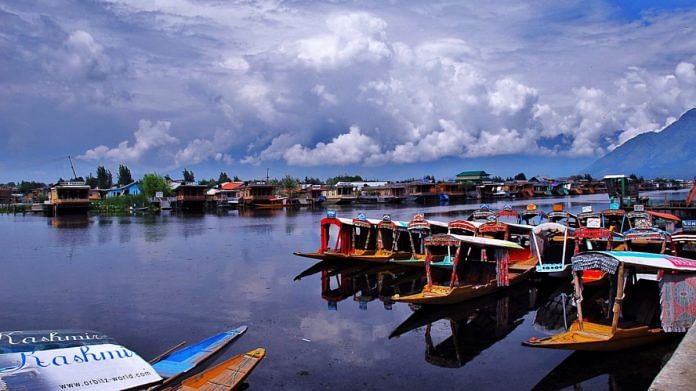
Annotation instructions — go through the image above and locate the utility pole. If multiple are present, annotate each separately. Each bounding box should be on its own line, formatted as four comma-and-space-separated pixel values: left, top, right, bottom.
68, 155, 78, 180
266, 168, 270, 183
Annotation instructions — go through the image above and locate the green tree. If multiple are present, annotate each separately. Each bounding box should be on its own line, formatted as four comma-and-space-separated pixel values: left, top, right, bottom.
280, 175, 299, 195
117, 164, 133, 186
218, 171, 231, 184
183, 169, 195, 183
233, 175, 240, 181
96, 166, 113, 189
85, 174, 99, 189
141, 173, 170, 198
198, 178, 217, 186
514, 172, 527, 181
326, 174, 364, 186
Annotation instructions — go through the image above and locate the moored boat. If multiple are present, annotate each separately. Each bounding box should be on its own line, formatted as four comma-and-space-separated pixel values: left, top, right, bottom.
391, 233, 537, 305
523, 251, 696, 351
174, 348, 265, 391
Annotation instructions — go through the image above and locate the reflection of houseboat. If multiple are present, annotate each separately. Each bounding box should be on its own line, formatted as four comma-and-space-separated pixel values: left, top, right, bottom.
173, 183, 207, 212
324, 183, 357, 205
45, 181, 91, 216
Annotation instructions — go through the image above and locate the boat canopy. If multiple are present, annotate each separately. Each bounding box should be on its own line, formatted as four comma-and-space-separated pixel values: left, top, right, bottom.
447, 220, 482, 233
648, 211, 682, 222
533, 222, 572, 235
450, 233, 523, 249
572, 251, 696, 273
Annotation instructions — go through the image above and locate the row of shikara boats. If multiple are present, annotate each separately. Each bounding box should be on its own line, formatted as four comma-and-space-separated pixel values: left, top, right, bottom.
0, 326, 264, 390
294, 205, 696, 351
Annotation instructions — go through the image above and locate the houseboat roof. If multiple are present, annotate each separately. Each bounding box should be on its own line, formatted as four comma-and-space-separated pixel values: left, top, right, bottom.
53, 181, 90, 189
456, 170, 489, 177
221, 181, 244, 190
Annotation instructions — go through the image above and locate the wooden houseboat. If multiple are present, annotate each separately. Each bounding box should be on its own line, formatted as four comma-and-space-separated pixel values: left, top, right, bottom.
45, 181, 91, 216
476, 182, 508, 200
324, 183, 357, 205
407, 182, 445, 204
173, 183, 207, 212
391, 233, 537, 305
524, 251, 696, 351
373, 183, 407, 203
240, 182, 282, 208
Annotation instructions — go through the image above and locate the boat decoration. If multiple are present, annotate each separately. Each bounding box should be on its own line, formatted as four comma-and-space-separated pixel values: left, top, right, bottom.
534, 222, 576, 275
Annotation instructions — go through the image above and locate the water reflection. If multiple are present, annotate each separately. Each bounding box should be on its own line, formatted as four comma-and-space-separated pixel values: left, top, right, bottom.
294, 260, 426, 311
390, 281, 551, 368
531, 341, 680, 390
48, 216, 90, 229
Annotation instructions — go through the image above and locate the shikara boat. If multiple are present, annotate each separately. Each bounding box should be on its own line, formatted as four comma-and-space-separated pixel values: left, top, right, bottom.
391, 233, 537, 305
518, 203, 546, 225
174, 348, 265, 391
152, 326, 247, 384
389, 214, 448, 267
294, 212, 415, 263
533, 222, 576, 277
468, 205, 496, 222
546, 204, 579, 228
672, 220, 696, 259
624, 219, 672, 254
523, 251, 696, 351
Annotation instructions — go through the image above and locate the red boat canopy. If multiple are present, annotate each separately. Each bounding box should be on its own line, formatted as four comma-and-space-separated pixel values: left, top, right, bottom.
648, 211, 681, 222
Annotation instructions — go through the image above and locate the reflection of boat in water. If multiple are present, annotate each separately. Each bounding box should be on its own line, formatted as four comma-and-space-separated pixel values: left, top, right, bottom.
524, 251, 696, 351
294, 259, 425, 311
530, 341, 680, 390
390, 281, 556, 368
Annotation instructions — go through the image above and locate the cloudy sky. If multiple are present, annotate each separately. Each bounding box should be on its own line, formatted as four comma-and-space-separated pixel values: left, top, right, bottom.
1, 0, 695, 182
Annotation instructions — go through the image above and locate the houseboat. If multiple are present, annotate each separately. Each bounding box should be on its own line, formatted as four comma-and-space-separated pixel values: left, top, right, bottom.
407, 182, 445, 204
45, 181, 91, 216
524, 251, 696, 351
173, 183, 207, 212
324, 183, 357, 205
240, 182, 282, 208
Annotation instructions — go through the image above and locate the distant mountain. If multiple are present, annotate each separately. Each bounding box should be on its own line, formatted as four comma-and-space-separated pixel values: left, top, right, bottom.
585, 108, 696, 178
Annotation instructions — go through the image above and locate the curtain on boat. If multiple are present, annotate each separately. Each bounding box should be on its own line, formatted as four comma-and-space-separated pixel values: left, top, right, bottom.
660, 274, 696, 332
495, 249, 510, 287
571, 253, 619, 274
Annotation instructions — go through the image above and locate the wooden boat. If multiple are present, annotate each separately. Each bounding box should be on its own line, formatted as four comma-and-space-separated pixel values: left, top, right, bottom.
294, 212, 415, 263
392, 233, 537, 305
672, 219, 696, 259
468, 205, 496, 222
518, 204, 545, 225
533, 222, 575, 277
523, 251, 696, 351
153, 326, 247, 383
546, 204, 580, 228
389, 214, 449, 267
174, 348, 265, 391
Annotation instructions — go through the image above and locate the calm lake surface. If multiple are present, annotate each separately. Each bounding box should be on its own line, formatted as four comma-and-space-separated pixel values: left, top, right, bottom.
0, 191, 687, 390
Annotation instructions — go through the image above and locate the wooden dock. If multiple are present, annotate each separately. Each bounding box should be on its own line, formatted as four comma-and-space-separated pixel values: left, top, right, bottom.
650, 321, 696, 390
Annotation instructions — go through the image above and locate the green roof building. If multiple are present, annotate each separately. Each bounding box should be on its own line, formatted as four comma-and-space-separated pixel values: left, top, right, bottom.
455, 170, 490, 183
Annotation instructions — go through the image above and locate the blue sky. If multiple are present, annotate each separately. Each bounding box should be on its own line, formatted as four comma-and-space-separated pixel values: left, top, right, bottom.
1, 0, 695, 182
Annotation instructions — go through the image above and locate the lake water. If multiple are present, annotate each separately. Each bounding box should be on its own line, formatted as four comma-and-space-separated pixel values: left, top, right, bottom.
0, 191, 687, 390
